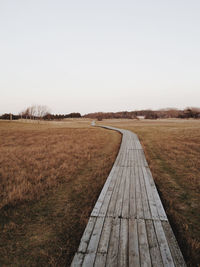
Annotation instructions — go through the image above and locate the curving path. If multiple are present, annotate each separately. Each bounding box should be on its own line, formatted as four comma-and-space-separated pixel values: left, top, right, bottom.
71, 126, 186, 266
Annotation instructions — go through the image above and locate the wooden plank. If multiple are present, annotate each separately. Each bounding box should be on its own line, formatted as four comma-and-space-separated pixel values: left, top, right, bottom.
128, 149, 133, 166
122, 167, 130, 218
82, 253, 96, 267
134, 150, 139, 166
106, 218, 120, 266
127, 149, 131, 166
162, 221, 186, 267
145, 167, 168, 221
94, 253, 107, 267
78, 217, 97, 253
135, 165, 144, 219
98, 189, 113, 217
87, 217, 104, 254
132, 150, 137, 166
139, 166, 151, 220
71, 253, 84, 267
131, 149, 135, 165
142, 166, 159, 220
114, 167, 126, 217
129, 219, 140, 266
118, 218, 128, 267
91, 166, 116, 217
98, 217, 112, 254
137, 149, 143, 166
138, 219, 152, 266
140, 150, 148, 167
99, 167, 120, 217
146, 220, 163, 267
121, 146, 127, 167
136, 149, 144, 167
107, 167, 123, 217
130, 136, 135, 150
115, 150, 123, 167
136, 140, 143, 150
129, 167, 136, 218
153, 220, 175, 267
130, 135, 135, 149
134, 149, 140, 166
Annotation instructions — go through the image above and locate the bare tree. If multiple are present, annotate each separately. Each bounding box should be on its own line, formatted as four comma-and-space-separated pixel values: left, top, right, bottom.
20, 105, 50, 120
29, 105, 37, 120
21, 107, 30, 119
36, 105, 50, 119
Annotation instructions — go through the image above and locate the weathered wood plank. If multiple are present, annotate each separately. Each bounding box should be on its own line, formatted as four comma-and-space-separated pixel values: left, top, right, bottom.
138, 219, 152, 266
162, 221, 186, 267
142, 166, 159, 220
91, 166, 116, 217
94, 253, 107, 267
122, 167, 130, 218
98, 217, 112, 254
140, 150, 148, 167
118, 218, 129, 267
106, 218, 120, 266
129, 219, 140, 266
98, 167, 119, 217
78, 217, 97, 253
114, 167, 126, 217
145, 167, 168, 221
107, 167, 123, 217
153, 220, 175, 267
135, 165, 144, 219
71, 253, 84, 267
146, 220, 163, 267
82, 253, 96, 267
129, 167, 136, 218
87, 217, 104, 254
139, 166, 151, 220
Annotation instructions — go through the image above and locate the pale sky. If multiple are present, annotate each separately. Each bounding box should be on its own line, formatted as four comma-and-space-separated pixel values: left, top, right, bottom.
0, 0, 200, 115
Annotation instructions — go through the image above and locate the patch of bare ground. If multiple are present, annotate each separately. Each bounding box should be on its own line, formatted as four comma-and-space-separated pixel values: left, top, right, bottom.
99, 119, 200, 267
0, 121, 121, 266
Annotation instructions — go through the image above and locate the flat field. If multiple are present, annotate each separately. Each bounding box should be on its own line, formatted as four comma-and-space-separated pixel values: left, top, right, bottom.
99, 118, 200, 266
0, 120, 121, 266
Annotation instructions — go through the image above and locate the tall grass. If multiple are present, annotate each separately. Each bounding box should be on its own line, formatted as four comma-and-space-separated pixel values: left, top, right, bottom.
0, 121, 121, 266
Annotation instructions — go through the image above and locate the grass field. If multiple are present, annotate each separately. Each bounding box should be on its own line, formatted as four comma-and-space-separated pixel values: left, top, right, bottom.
99, 118, 200, 267
1, 119, 199, 266
0, 120, 121, 266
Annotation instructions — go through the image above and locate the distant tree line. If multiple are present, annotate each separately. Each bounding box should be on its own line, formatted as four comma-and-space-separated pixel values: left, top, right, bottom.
83, 111, 137, 121
43, 113, 81, 120
84, 107, 200, 120
0, 105, 81, 121
1, 107, 200, 121
0, 113, 20, 120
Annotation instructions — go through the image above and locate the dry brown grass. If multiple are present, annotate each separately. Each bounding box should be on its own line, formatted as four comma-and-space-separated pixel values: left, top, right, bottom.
99, 118, 200, 266
0, 120, 121, 266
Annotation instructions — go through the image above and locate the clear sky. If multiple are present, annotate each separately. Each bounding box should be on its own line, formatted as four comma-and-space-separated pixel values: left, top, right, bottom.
0, 0, 200, 115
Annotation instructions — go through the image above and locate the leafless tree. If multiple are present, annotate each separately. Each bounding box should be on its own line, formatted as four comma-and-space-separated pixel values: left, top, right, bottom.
29, 105, 37, 120
20, 105, 50, 120
36, 105, 50, 119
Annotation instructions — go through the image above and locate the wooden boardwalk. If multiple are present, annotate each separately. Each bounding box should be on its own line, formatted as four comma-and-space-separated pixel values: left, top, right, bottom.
71, 126, 186, 267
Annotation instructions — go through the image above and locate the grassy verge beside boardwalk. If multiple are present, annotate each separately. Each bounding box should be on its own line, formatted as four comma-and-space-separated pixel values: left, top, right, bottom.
0, 121, 121, 266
